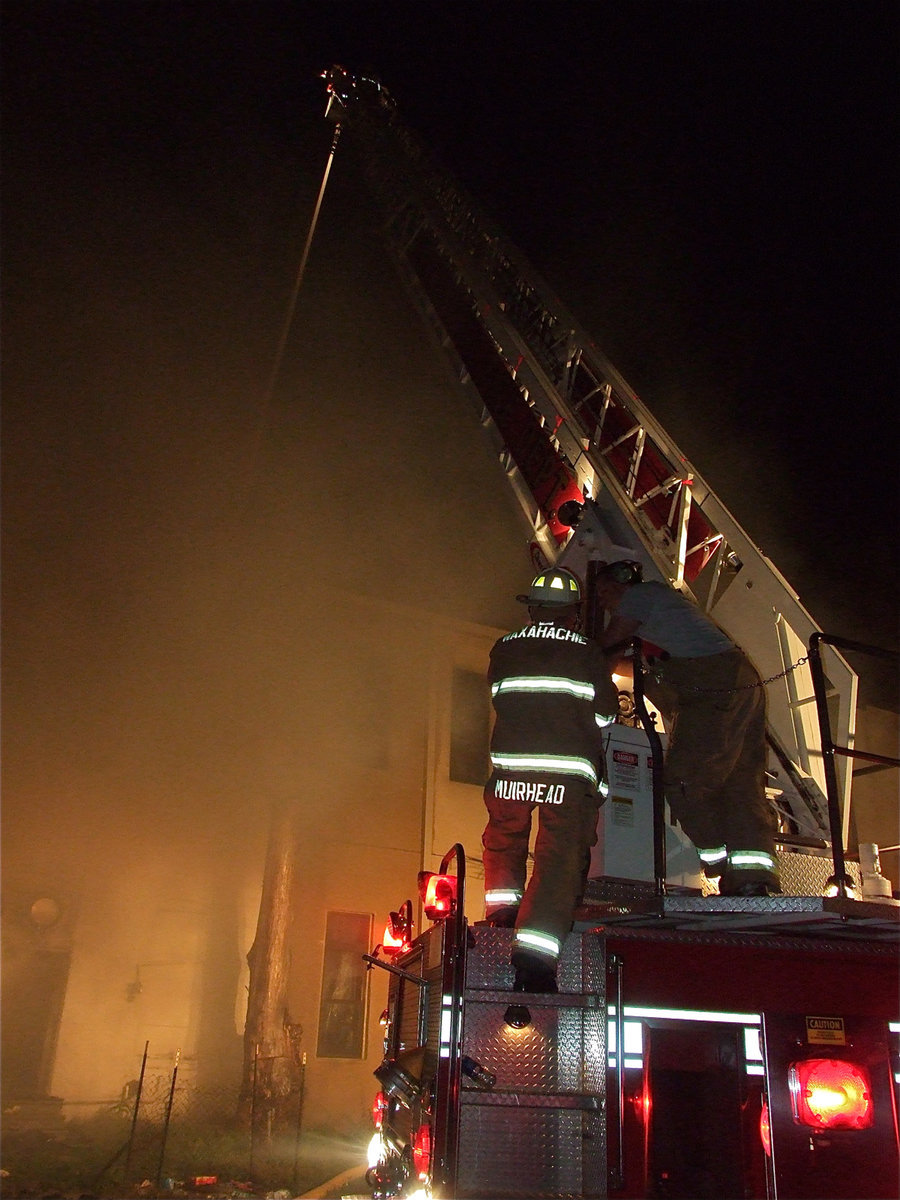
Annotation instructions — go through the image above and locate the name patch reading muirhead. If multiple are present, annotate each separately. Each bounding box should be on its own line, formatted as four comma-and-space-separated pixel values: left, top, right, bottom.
493, 780, 566, 804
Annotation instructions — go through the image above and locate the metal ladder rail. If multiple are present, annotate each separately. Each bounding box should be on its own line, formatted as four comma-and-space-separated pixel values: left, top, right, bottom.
324, 69, 857, 830
809, 633, 900, 897
361, 144, 855, 829
327, 74, 834, 630
347, 107, 724, 588
343, 86, 760, 611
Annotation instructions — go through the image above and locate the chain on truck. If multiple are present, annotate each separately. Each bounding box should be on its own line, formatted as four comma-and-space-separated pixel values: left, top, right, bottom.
315, 67, 900, 1199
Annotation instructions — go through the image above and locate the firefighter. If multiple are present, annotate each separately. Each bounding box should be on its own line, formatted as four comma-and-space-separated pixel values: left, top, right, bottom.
482, 567, 619, 993
594, 560, 781, 897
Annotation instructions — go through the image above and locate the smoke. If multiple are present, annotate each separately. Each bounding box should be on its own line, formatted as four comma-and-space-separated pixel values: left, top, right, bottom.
1, 84, 534, 1105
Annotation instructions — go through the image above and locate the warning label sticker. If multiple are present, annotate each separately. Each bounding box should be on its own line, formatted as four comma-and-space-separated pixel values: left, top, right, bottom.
610, 749, 640, 792
806, 1016, 846, 1045
611, 797, 635, 827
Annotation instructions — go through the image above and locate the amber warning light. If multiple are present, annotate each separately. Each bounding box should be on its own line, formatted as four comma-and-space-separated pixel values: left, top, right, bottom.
789, 1058, 873, 1130
418, 871, 457, 921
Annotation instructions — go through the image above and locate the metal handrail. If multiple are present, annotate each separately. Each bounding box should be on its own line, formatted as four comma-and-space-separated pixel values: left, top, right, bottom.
808, 632, 899, 899
435, 843, 467, 1193
439, 841, 467, 946
631, 638, 668, 895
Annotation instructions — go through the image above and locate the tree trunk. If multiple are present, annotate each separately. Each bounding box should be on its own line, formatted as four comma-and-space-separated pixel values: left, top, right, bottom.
238, 802, 302, 1133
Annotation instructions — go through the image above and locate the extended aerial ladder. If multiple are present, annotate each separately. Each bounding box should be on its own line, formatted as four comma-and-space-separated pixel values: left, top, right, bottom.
317, 69, 900, 1200
319, 67, 860, 859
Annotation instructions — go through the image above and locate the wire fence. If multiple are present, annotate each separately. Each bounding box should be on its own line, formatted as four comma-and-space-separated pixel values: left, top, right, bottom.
2, 1073, 364, 1199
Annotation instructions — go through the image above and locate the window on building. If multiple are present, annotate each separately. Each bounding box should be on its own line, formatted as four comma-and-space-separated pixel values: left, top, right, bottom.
449, 666, 491, 785
317, 911, 371, 1059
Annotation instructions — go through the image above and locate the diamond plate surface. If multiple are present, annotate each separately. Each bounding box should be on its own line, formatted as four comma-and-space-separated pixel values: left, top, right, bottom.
777, 847, 862, 894
456, 926, 608, 1195
466, 927, 606, 994
575, 890, 899, 942
462, 1001, 606, 1094
465, 925, 516, 989
456, 1105, 606, 1198
583, 847, 864, 901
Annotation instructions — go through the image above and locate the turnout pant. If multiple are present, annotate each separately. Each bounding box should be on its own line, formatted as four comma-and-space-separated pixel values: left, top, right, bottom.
482, 776, 601, 950
653, 648, 778, 882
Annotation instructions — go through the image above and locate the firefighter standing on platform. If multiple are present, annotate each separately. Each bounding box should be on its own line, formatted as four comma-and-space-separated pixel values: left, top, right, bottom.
594, 560, 780, 897
482, 567, 619, 994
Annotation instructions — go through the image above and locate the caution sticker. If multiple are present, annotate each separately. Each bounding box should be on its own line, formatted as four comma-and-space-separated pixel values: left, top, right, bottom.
806, 1016, 846, 1045
611, 797, 635, 827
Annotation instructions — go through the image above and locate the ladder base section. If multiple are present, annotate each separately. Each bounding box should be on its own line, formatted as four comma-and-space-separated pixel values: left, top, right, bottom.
456, 928, 608, 1199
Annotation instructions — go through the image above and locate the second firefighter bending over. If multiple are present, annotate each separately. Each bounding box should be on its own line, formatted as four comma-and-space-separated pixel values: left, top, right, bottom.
594, 560, 780, 897
482, 566, 618, 994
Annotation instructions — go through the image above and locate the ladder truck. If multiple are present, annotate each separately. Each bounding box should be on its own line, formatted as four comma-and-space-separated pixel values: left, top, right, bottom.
319, 69, 900, 1199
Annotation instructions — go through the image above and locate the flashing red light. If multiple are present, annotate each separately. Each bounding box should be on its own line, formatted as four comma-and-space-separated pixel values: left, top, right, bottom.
412, 1123, 432, 1180
759, 1098, 772, 1157
381, 906, 412, 955
371, 1090, 387, 1130
789, 1058, 873, 1130
418, 872, 457, 921
382, 920, 406, 954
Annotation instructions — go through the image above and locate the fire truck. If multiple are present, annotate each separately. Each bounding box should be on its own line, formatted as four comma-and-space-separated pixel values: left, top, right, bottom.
318, 69, 900, 1198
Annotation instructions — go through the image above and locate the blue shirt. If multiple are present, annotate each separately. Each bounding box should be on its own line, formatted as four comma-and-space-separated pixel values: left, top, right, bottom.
616, 581, 734, 657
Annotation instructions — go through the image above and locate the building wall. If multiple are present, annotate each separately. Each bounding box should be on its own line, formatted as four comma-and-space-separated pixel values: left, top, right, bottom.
276, 607, 501, 1132
1, 577, 520, 1128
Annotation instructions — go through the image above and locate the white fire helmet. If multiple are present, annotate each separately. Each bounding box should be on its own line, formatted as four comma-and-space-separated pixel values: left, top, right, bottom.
517, 567, 582, 608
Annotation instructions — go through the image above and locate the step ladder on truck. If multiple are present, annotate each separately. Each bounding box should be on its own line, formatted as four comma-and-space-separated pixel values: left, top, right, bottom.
314, 68, 900, 1198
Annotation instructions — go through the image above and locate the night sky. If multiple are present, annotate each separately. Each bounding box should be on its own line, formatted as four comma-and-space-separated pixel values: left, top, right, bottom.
4, 0, 898, 697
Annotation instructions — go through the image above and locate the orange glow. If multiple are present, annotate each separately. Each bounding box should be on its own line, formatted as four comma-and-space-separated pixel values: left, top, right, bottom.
631, 1078, 651, 1124
759, 1099, 771, 1157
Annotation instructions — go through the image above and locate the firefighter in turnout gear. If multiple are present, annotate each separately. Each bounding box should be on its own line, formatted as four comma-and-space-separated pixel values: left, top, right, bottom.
595, 561, 781, 897
482, 567, 619, 993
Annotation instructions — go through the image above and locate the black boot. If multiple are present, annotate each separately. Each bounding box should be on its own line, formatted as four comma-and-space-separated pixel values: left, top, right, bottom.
719, 877, 781, 897
511, 951, 558, 994
486, 905, 520, 928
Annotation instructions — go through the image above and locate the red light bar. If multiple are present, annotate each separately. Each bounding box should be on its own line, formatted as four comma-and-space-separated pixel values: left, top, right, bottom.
371, 1090, 387, 1130
381, 918, 408, 955
380, 902, 413, 955
789, 1058, 873, 1130
418, 872, 457, 921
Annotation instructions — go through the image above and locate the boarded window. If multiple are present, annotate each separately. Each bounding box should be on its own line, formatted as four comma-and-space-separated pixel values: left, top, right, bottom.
316, 911, 371, 1059
450, 666, 491, 785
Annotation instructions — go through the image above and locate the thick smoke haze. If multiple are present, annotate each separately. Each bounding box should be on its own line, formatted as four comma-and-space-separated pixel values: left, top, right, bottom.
2, 1, 896, 1127
2, 94, 532, 1110
4, 125, 528, 833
